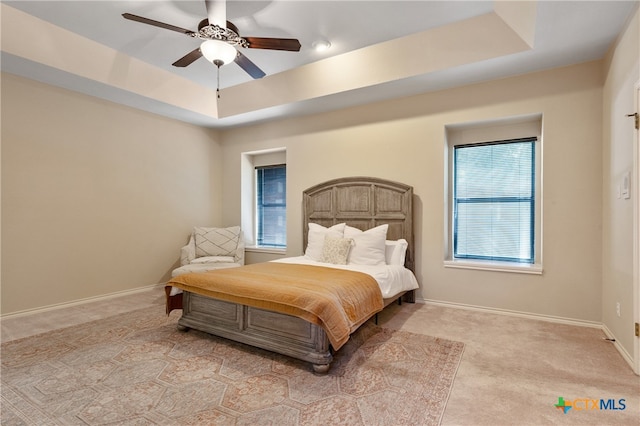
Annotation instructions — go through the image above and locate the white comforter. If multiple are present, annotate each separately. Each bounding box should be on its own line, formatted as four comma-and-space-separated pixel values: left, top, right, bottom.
272, 256, 419, 299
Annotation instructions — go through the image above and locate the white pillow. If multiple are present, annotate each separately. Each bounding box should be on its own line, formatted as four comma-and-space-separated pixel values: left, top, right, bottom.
344, 224, 388, 265
385, 239, 408, 266
191, 256, 236, 264
320, 236, 353, 265
194, 226, 241, 257
305, 223, 346, 261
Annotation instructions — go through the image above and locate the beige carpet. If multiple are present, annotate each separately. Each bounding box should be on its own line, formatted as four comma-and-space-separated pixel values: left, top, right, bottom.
379, 303, 640, 426
1, 305, 464, 425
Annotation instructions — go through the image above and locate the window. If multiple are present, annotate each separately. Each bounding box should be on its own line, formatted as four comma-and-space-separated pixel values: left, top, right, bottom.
256, 164, 286, 248
453, 138, 536, 264
445, 115, 542, 273
241, 149, 286, 251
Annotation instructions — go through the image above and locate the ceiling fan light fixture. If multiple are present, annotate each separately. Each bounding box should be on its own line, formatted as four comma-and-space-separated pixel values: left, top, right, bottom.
312, 40, 331, 52
200, 40, 237, 66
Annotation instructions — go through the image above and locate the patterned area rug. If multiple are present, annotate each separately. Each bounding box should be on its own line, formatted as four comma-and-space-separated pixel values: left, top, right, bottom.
1, 305, 464, 425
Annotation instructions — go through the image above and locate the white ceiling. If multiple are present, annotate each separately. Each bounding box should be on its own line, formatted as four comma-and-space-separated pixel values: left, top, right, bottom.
2, 1, 638, 128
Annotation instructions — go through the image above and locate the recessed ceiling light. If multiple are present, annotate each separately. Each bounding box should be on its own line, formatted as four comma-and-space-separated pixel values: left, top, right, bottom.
312, 40, 331, 52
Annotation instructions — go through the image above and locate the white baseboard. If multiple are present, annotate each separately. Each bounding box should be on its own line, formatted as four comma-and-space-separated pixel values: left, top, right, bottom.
420, 298, 637, 373
0, 283, 165, 320
420, 298, 602, 328
601, 324, 636, 373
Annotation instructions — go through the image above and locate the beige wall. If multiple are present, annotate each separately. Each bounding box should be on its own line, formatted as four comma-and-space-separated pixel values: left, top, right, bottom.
602, 9, 639, 358
1, 73, 222, 314
221, 61, 605, 322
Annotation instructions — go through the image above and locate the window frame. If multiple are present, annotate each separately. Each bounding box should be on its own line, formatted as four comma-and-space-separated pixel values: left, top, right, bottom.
444, 116, 543, 274
240, 148, 287, 253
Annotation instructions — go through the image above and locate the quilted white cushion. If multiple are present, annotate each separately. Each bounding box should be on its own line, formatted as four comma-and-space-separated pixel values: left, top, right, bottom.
191, 256, 236, 264
171, 262, 241, 279
194, 226, 241, 258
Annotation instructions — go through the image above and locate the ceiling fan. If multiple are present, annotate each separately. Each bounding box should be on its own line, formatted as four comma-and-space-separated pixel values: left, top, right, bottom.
122, 0, 301, 84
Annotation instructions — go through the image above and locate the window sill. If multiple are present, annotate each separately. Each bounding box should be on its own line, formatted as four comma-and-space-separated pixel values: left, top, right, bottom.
246, 246, 287, 255
443, 259, 543, 275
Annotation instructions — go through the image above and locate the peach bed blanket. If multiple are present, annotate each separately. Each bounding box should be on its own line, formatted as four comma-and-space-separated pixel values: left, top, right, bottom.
167, 262, 384, 349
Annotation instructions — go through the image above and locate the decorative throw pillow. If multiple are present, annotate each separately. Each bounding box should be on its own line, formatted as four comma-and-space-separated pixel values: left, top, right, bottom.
344, 224, 389, 265
305, 223, 346, 261
194, 226, 241, 258
385, 239, 409, 266
320, 236, 353, 265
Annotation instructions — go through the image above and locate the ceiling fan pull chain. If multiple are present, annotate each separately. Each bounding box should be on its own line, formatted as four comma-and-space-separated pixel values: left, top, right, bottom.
214, 59, 223, 99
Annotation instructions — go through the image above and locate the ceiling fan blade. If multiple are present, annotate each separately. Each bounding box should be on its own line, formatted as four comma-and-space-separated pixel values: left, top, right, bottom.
245, 37, 302, 52
122, 13, 196, 36
172, 48, 203, 67
235, 51, 266, 79
204, 0, 227, 28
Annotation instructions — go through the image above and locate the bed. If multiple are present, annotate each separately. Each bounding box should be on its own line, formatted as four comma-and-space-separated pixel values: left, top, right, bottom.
166, 176, 418, 373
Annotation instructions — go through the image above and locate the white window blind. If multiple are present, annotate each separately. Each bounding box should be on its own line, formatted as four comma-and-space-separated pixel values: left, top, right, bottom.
453, 138, 536, 263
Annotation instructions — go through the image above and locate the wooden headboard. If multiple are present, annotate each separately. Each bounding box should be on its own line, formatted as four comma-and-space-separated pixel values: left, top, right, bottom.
303, 176, 414, 272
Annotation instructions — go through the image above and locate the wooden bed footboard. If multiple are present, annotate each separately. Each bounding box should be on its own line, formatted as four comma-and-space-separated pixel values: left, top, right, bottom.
179, 291, 333, 373
172, 289, 413, 373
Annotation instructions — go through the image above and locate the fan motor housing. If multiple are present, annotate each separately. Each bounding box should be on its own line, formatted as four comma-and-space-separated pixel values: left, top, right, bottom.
197, 19, 248, 47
